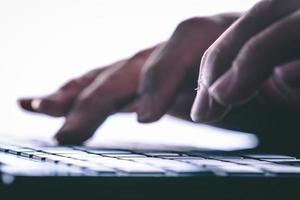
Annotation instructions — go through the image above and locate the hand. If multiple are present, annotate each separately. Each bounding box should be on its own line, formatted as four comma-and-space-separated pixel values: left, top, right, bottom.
19, 47, 156, 144
191, 0, 300, 123
19, 14, 238, 144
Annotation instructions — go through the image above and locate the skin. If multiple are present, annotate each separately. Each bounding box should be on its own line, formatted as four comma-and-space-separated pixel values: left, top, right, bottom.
19, 1, 300, 152
19, 13, 239, 144
192, 0, 300, 121
190, 0, 300, 152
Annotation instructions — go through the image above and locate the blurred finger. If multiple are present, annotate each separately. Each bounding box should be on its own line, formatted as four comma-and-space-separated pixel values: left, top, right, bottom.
55, 47, 156, 144
269, 59, 300, 107
274, 59, 300, 88
18, 67, 110, 116
138, 16, 232, 123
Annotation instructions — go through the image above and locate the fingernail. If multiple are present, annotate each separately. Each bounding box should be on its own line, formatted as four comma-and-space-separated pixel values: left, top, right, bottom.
209, 69, 235, 105
137, 94, 155, 123
204, 95, 231, 123
31, 99, 42, 111
190, 84, 210, 122
191, 84, 231, 123
18, 98, 35, 112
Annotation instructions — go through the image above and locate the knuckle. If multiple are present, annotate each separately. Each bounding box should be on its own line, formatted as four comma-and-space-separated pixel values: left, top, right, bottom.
61, 79, 82, 90
77, 90, 102, 109
39, 98, 52, 109
77, 94, 94, 108
176, 17, 212, 31
203, 46, 222, 68
77, 80, 118, 109
249, 0, 295, 18
83, 68, 103, 80
231, 48, 257, 76
234, 38, 260, 67
198, 47, 224, 86
131, 46, 156, 61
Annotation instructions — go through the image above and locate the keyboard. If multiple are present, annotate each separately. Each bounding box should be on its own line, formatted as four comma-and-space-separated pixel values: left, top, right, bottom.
1, 141, 300, 179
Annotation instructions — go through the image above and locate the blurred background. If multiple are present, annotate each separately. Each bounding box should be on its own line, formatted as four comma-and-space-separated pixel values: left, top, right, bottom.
0, 0, 260, 150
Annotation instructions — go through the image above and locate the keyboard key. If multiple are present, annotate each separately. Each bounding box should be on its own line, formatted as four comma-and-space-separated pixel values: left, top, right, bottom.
127, 158, 211, 174
63, 160, 116, 174
0, 152, 41, 166
62, 154, 104, 160
258, 164, 300, 175
261, 159, 300, 164
106, 154, 146, 158
89, 158, 165, 174
39, 154, 72, 163
0, 152, 85, 176
164, 156, 204, 160
19, 152, 33, 158
75, 147, 131, 155
188, 152, 243, 159
1, 165, 57, 176
242, 154, 296, 159
217, 165, 264, 175
144, 152, 182, 157
38, 147, 88, 154
0, 144, 20, 152
0, 161, 90, 176
185, 159, 235, 167
220, 158, 270, 165
6, 148, 34, 155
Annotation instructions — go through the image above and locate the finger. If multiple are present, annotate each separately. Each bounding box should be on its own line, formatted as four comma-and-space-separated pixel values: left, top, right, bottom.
120, 100, 139, 113
210, 10, 300, 105
259, 60, 300, 109
18, 66, 118, 116
166, 88, 196, 121
55, 47, 156, 144
192, 0, 300, 121
274, 59, 300, 88
138, 16, 233, 123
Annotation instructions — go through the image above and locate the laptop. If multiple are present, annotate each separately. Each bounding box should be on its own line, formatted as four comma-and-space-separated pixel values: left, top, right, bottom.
0, 133, 299, 200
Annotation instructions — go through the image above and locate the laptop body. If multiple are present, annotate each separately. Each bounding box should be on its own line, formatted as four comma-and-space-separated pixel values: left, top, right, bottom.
0, 136, 299, 200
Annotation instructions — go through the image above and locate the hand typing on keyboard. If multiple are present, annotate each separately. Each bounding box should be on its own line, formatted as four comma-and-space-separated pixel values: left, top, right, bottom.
18, 0, 300, 152
18, 14, 238, 144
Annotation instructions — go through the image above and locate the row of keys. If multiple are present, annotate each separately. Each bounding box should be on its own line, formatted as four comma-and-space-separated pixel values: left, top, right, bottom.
1, 143, 300, 177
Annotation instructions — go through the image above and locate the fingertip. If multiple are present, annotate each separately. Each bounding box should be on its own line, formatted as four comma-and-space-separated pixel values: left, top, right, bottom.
55, 130, 84, 145
137, 110, 164, 123
190, 109, 200, 123
18, 98, 33, 111
137, 112, 160, 123
29, 97, 67, 116
190, 86, 210, 123
18, 98, 42, 112
137, 110, 156, 123
55, 119, 94, 145
208, 84, 232, 106
208, 69, 236, 106
190, 85, 231, 123
137, 95, 159, 123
